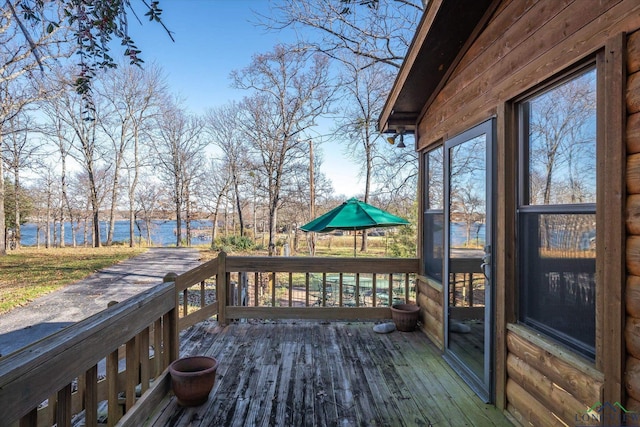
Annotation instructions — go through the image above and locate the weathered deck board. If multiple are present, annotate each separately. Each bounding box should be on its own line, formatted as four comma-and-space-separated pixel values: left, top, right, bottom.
144, 321, 511, 427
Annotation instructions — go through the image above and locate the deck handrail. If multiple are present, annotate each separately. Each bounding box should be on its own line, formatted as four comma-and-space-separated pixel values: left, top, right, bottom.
176, 252, 420, 326
0, 252, 420, 427
0, 280, 179, 427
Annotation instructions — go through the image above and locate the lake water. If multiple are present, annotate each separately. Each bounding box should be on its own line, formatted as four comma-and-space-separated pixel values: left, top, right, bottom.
18, 220, 213, 247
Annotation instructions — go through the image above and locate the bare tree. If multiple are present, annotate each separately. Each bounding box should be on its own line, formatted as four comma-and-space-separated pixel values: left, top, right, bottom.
150, 98, 207, 247
134, 173, 163, 246
49, 83, 107, 247
264, 0, 422, 212
95, 63, 165, 246
232, 45, 334, 254
262, 0, 423, 69
204, 102, 250, 237
0, 4, 66, 254
2, 112, 43, 248
198, 157, 231, 247
334, 59, 395, 252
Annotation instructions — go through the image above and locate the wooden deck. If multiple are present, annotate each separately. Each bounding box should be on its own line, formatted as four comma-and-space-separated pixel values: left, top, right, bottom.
145, 320, 512, 426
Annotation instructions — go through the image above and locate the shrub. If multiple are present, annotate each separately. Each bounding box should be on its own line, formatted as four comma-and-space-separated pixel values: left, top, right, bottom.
213, 235, 255, 251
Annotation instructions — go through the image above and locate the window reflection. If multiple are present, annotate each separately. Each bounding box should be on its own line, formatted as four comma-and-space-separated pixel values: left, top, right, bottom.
519, 213, 595, 357
526, 69, 597, 205
424, 147, 444, 281
518, 65, 597, 359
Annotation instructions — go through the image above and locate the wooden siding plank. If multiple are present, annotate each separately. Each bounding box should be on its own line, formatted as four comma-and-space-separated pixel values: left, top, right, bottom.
628, 275, 640, 323
506, 327, 602, 406
629, 112, 640, 154
507, 353, 588, 422
629, 195, 640, 234
629, 71, 640, 114
506, 380, 559, 427
629, 30, 640, 74
421, 0, 640, 145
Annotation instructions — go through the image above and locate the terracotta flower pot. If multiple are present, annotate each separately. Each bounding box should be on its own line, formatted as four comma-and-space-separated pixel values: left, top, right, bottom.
169, 356, 218, 407
391, 303, 420, 332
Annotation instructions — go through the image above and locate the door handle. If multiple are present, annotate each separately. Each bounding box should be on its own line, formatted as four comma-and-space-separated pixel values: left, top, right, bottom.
481, 246, 491, 280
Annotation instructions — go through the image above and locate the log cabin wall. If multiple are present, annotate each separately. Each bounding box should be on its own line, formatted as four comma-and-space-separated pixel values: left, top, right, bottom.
411, 0, 640, 425
417, 277, 444, 348
626, 29, 640, 411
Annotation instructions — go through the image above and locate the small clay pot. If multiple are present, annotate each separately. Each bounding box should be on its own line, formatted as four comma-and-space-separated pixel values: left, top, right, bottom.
169, 356, 218, 406
391, 303, 420, 332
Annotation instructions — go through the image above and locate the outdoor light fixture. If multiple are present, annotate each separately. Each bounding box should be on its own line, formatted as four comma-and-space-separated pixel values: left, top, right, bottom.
386, 126, 407, 148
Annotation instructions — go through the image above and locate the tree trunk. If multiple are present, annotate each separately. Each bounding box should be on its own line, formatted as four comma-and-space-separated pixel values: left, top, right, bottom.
13, 172, 21, 250
0, 136, 6, 256
185, 189, 192, 246
128, 130, 140, 247
175, 195, 182, 247
268, 202, 278, 256
45, 192, 51, 249
234, 178, 244, 237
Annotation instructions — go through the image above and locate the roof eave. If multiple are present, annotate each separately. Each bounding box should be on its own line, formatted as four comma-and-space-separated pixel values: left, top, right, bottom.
378, 0, 499, 135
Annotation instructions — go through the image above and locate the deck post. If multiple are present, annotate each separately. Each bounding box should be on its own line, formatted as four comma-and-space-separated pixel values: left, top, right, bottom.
217, 252, 227, 325
163, 272, 180, 364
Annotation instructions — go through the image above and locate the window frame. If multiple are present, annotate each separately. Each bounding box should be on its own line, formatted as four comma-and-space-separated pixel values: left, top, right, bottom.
423, 145, 444, 283
515, 62, 598, 360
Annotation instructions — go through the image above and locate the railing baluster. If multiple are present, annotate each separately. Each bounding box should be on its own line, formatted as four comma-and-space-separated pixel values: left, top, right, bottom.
19, 408, 37, 427
125, 337, 139, 411
235, 272, 240, 306
405, 274, 410, 303
107, 348, 120, 427
356, 273, 360, 307
288, 273, 293, 307
47, 393, 56, 425
388, 274, 393, 306
56, 383, 72, 427
322, 273, 327, 306
200, 280, 206, 309
305, 273, 310, 306
254, 272, 259, 307
85, 365, 98, 427
153, 319, 162, 377
182, 288, 188, 316
162, 313, 172, 369
140, 327, 150, 395
339, 273, 344, 307
372, 274, 377, 307
271, 272, 276, 307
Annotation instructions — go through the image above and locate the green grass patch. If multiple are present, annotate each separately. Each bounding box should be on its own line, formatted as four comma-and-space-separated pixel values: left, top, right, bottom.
0, 247, 146, 314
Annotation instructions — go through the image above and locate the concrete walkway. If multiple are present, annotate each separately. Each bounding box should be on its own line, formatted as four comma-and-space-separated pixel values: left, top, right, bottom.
0, 247, 202, 357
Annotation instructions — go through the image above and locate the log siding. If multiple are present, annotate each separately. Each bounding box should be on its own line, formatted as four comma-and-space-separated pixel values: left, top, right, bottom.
400, 0, 640, 425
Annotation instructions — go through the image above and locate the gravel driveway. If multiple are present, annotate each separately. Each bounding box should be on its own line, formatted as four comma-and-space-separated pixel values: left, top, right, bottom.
0, 247, 202, 357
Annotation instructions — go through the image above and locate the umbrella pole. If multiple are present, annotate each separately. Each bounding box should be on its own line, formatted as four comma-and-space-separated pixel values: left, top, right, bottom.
354, 230, 357, 257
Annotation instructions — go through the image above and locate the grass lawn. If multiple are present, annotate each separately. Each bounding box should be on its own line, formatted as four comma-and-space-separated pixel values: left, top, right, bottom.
196, 233, 401, 260
0, 246, 146, 314
0, 234, 407, 315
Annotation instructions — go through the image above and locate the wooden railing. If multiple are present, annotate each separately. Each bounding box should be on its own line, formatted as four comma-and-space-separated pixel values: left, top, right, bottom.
0, 280, 178, 427
179, 252, 419, 325
0, 252, 419, 426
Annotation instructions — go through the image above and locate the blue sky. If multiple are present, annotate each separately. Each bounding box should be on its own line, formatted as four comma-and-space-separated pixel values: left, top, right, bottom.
126, 0, 365, 198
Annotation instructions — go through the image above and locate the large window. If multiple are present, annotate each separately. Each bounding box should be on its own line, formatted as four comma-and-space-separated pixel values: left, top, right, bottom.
517, 66, 597, 359
424, 147, 444, 282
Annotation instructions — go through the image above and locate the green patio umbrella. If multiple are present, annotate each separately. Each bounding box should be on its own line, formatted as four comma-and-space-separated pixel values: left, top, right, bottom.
300, 198, 410, 256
